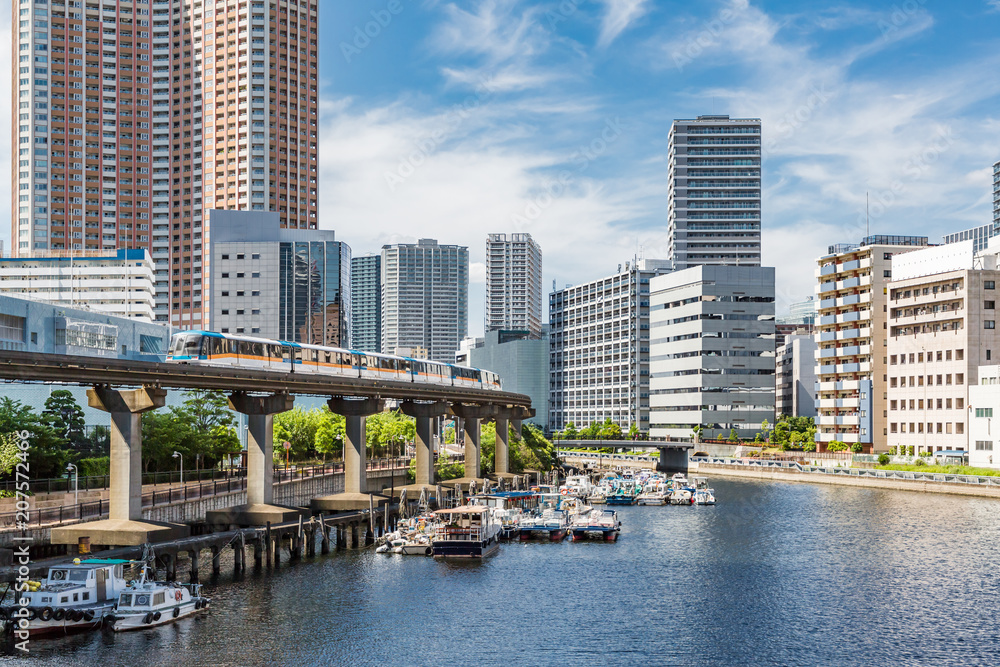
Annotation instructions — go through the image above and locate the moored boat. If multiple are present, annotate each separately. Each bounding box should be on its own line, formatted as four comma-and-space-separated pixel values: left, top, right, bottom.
693, 477, 716, 505
431, 505, 502, 559
106, 564, 209, 631
568, 509, 622, 542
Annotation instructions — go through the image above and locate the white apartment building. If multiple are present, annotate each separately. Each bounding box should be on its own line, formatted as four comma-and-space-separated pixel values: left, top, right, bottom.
776, 331, 818, 419
969, 364, 1000, 468
486, 233, 543, 337
548, 259, 672, 434
381, 239, 468, 363
815, 235, 928, 451
886, 241, 1000, 454
648, 265, 776, 441
667, 115, 762, 270
0, 249, 156, 321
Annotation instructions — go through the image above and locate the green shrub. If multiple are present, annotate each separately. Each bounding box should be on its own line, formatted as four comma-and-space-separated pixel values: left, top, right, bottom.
850, 443, 863, 453
77, 457, 110, 477
878, 454, 890, 466
919, 451, 932, 458
907, 446, 915, 456
914, 458, 925, 467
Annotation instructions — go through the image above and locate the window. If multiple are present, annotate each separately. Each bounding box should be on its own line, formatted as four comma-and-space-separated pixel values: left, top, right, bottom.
986, 321, 996, 330
956, 349, 964, 361
976, 441, 994, 451
884, 270, 891, 278
957, 422, 964, 435
976, 408, 994, 418
252, 253, 260, 260
0, 313, 26, 342
957, 373, 964, 385
986, 301, 995, 310
237, 254, 245, 260
221, 254, 229, 260
890, 423, 897, 433
221, 272, 229, 278
986, 281, 996, 290
139, 334, 162, 354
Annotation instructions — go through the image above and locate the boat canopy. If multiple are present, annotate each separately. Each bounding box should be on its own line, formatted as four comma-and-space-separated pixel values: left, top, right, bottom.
434, 505, 489, 515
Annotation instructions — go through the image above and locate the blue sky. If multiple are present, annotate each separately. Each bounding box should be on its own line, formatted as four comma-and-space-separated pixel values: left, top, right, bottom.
3, 1, 999, 336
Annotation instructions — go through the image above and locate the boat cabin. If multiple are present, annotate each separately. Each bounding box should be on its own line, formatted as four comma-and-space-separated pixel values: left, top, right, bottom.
30, 559, 129, 608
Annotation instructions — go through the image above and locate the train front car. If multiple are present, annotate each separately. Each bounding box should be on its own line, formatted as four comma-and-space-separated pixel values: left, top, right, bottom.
167, 331, 211, 363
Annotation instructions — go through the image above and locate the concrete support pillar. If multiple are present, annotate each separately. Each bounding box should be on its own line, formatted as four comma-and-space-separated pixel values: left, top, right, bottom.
211, 546, 221, 575
87, 385, 167, 522
463, 417, 481, 479
229, 392, 294, 507
495, 417, 510, 475
512, 419, 522, 440
190, 549, 199, 583
336, 525, 346, 550
401, 401, 449, 486
327, 397, 384, 494
657, 447, 689, 473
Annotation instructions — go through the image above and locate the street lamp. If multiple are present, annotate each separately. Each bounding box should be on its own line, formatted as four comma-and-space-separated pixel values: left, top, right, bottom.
66, 463, 78, 507
173, 451, 183, 484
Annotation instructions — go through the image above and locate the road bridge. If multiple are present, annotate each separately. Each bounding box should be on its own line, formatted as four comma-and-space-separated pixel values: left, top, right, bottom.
0, 351, 532, 548
555, 440, 693, 472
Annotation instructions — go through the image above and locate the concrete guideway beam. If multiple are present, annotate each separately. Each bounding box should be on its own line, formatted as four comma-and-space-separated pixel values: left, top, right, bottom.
400, 401, 448, 486
51, 385, 189, 548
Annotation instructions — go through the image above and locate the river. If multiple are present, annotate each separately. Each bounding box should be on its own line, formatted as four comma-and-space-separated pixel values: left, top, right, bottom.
5, 477, 1000, 666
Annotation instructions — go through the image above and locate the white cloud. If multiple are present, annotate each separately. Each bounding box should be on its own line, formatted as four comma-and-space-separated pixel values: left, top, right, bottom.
596, 0, 651, 48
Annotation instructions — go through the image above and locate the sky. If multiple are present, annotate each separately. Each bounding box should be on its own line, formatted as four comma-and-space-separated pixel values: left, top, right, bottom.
3, 1, 1000, 337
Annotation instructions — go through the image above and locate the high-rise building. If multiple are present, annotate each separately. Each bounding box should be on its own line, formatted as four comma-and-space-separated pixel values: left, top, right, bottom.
648, 265, 776, 442
11, 0, 320, 330
944, 224, 995, 253
208, 211, 348, 346
814, 235, 928, 452
0, 249, 156, 321
464, 329, 550, 429
993, 160, 1000, 232
351, 253, 381, 353
667, 115, 761, 270
885, 240, 999, 455
381, 239, 468, 363
485, 233, 543, 337
548, 259, 672, 434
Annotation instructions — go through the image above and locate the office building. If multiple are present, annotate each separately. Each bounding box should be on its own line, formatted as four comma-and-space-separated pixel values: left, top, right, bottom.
944, 224, 995, 254
485, 233, 543, 337
969, 364, 1000, 468
381, 239, 468, 363
351, 254, 381, 353
648, 265, 776, 441
208, 211, 349, 346
0, 249, 155, 321
776, 331, 818, 419
12, 0, 320, 329
548, 259, 672, 434
465, 329, 549, 429
885, 240, 1000, 455
666, 115, 761, 270
815, 235, 928, 451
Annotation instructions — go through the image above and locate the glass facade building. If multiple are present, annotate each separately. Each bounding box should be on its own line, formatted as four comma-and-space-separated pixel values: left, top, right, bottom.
351, 254, 382, 353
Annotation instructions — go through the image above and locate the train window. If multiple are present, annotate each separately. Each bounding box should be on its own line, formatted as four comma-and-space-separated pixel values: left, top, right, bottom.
399, 359, 411, 372
323, 351, 331, 364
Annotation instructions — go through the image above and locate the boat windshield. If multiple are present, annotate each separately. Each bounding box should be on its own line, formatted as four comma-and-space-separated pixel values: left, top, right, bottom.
49, 569, 89, 583
119, 594, 132, 607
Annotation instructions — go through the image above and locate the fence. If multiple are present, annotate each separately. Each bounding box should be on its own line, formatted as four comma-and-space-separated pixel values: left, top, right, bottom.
691, 456, 1000, 487
0, 457, 412, 530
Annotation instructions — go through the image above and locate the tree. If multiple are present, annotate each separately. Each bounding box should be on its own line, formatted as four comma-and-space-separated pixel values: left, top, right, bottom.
172, 390, 240, 469
0, 433, 22, 477
141, 411, 197, 473
559, 421, 578, 440
273, 407, 326, 462
0, 397, 67, 478
826, 440, 848, 452
597, 418, 623, 441
728, 428, 739, 443
314, 410, 345, 460
41, 390, 87, 453
627, 423, 640, 440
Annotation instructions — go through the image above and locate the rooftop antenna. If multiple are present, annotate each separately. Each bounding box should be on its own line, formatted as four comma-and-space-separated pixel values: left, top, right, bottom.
866, 191, 870, 239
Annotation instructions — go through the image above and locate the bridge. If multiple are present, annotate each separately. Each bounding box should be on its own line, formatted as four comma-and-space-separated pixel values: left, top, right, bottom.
0, 350, 533, 549
553, 440, 693, 472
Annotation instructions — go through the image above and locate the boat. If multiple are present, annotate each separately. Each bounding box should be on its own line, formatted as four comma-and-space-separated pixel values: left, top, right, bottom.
636, 479, 668, 506
586, 486, 608, 504
517, 507, 570, 541
606, 479, 639, 506
559, 475, 593, 500
106, 563, 209, 631
468, 491, 541, 541
668, 482, 693, 505
431, 505, 502, 559
568, 508, 622, 542
693, 477, 716, 505
0, 558, 131, 636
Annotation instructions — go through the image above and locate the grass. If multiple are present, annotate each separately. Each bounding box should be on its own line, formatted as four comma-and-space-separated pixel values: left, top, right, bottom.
862, 464, 1000, 477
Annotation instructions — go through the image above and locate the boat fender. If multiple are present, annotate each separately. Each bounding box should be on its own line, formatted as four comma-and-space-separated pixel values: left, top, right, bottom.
39, 607, 53, 622
173, 607, 180, 619
26, 608, 36, 621
424, 547, 432, 556
175, 590, 183, 602
194, 600, 201, 610
83, 609, 95, 622
53, 608, 65, 622
143, 612, 153, 625
153, 611, 161, 621
68, 610, 79, 622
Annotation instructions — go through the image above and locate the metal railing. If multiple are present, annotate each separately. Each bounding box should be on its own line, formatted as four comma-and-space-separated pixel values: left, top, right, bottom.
692, 457, 1000, 487
0, 458, 412, 531
557, 450, 658, 463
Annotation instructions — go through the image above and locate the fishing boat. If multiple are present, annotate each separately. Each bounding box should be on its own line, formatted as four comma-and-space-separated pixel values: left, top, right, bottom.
693, 477, 716, 505
431, 506, 502, 559
0, 558, 130, 636
606, 479, 639, 506
106, 562, 209, 631
568, 508, 622, 542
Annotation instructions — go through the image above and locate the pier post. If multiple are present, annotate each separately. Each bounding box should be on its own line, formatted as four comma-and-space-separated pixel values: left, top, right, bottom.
400, 401, 449, 486
336, 524, 346, 550
306, 525, 316, 558
233, 541, 244, 572
273, 534, 280, 567
265, 523, 272, 568
349, 523, 358, 549
294, 515, 304, 560
319, 515, 330, 554
254, 537, 263, 568
190, 549, 199, 583
211, 546, 220, 575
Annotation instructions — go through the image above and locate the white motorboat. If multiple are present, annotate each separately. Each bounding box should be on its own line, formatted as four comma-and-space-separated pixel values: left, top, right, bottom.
559, 475, 593, 500
636, 480, 668, 506
693, 477, 716, 505
432, 505, 502, 559
568, 508, 622, 541
1, 558, 130, 636
107, 564, 209, 631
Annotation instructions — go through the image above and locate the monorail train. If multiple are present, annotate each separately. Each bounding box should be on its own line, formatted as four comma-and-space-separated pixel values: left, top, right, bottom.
166, 331, 502, 391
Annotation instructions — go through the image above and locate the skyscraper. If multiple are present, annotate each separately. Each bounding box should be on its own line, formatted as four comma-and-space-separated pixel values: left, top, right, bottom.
666, 115, 761, 270
11, 0, 319, 330
381, 239, 468, 363
351, 253, 381, 353
485, 233, 542, 337
993, 159, 1000, 232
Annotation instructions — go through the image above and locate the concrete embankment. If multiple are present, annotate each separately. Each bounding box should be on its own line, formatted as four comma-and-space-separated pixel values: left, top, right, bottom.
691, 462, 1000, 499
